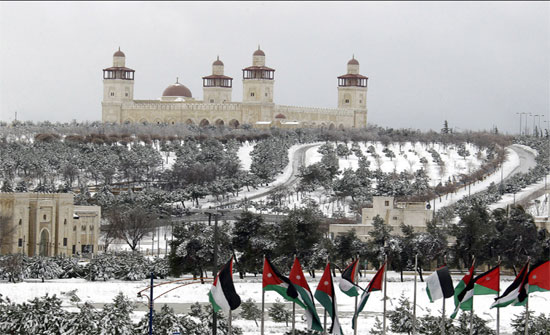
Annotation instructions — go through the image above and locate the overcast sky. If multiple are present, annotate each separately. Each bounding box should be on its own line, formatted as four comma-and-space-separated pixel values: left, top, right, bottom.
1, 2, 548, 133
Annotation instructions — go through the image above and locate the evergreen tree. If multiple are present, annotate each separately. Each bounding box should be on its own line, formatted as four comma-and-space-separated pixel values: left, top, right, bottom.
240, 298, 262, 327
268, 299, 292, 326
66, 302, 101, 334
99, 293, 135, 335
388, 294, 414, 334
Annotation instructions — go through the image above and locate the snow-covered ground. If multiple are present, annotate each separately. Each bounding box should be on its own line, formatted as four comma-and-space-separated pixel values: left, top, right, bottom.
0, 272, 545, 335
304, 142, 486, 188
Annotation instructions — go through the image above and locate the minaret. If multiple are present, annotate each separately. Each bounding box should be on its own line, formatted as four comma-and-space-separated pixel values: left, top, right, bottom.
337, 55, 368, 109
102, 48, 135, 123
202, 56, 233, 103
242, 46, 275, 103
337, 56, 368, 127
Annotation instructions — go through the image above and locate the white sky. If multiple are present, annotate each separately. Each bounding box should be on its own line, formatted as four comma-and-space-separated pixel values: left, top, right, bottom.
0, 2, 548, 133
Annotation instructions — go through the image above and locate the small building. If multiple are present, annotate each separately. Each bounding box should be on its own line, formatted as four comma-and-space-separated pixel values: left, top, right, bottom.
329, 196, 433, 240
0, 193, 101, 257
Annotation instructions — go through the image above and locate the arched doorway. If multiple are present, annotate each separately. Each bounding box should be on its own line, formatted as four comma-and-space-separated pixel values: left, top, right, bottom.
184, 119, 195, 125
229, 119, 240, 129
39, 229, 50, 256
329, 123, 336, 130
338, 124, 345, 130
199, 119, 210, 127
215, 119, 225, 127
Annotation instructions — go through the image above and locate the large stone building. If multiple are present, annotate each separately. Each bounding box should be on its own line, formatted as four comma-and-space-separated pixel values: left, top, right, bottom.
330, 196, 433, 240
102, 47, 369, 129
0, 193, 101, 257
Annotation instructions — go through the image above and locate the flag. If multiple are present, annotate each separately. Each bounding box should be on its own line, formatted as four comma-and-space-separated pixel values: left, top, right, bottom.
208, 256, 241, 314
352, 262, 385, 330
491, 261, 529, 308
528, 260, 549, 293
262, 257, 303, 307
426, 266, 455, 303
339, 259, 360, 297
474, 264, 500, 295
289, 257, 324, 332
314, 263, 343, 335
451, 263, 475, 319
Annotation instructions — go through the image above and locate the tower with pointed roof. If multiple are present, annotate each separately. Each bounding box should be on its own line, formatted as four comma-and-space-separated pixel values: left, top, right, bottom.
242, 46, 275, 103
102, 48, 135, 123
337, 56, 368, 110
203, 56, 233, 103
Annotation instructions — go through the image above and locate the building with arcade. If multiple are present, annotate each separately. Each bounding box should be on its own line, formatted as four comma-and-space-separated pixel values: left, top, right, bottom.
101, 47, 369, 129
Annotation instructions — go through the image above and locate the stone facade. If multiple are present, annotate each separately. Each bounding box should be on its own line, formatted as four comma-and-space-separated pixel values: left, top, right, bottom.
329, 196, 433, 240
0, 193, 101, 257
101, 47, 369, 129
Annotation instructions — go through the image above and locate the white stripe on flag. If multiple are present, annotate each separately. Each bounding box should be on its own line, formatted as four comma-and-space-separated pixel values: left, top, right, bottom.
426, 271, 443, 302
210, 281, 230, 313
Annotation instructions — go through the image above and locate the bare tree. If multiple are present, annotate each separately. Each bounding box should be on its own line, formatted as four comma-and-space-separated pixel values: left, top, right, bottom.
104, 206, 157, 251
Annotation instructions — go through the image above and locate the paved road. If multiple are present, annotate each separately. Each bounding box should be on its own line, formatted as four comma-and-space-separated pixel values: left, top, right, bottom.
507, 144, 537, 177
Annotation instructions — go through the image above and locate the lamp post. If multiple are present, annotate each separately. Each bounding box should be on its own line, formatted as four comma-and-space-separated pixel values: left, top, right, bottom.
533, 114, 538, 137
516, 112, 526, 135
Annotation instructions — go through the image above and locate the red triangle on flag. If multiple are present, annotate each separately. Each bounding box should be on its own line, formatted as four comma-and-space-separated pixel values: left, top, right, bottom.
316, 263, 333, 297
290, 257, 312, 292
263, 258, 283, 288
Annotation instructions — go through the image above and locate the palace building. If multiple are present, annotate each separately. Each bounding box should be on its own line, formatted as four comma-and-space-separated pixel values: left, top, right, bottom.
101, 47, 369, 129
0, 193, 101, 257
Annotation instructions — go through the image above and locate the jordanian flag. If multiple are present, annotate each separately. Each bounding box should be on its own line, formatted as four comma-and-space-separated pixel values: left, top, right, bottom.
352, 262, 385, 330
474, 264, 500, 295
314, 263, 343, 335
426, 266, 454, 303
528, 260, 549, 293
289, 257, 324, 332
451, 263, 475, 319
491, 261, 529, 308
208, 256, 241, 314
339, 259, 360, 297
263, 257, 302, 306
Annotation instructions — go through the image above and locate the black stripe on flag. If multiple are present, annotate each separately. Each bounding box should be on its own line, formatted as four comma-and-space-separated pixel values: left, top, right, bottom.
437, 266, 455, 298
266, 257, 299, 299
219, 258, 241, 310
495, 261, 528, 303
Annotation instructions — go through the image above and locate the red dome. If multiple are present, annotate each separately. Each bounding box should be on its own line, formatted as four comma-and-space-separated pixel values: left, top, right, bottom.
253, 47, 265, 56
213, 56, 224, 66
114, 48, 125, 57
162, 81, 192, 97
348, 57, 359, 65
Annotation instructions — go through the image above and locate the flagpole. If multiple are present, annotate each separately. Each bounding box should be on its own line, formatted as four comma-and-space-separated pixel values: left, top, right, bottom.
383, 254, 388, 335
441, 254, 447, 335
354, 255, 359, 335
524, 259, 531, 335
323, 310, 327, 335
496, 258, 500, 335
413, 253, 418, 335
228, 309, 232, 335
292, 301, 296, 335
261, 255, 265, 335
469, 256, 476, 335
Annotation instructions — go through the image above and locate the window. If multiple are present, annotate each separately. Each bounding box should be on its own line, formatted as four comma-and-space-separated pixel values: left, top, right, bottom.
18, 219, 22, 225
210, 99, 214, 103
63, 238, 67, 246
81, 225, 86, 231
385, 201, 389, 206
64, 219, 67, 225
43, 214, 47, 220
250, 92, 255, 97
90, 225, 94, 231
73, 225, 77, 231
72, 245, 76, 255
393, 216, 398, 220
265, 93, 268, 97
345, 99, 350, 104
125, 93, 128, 97
110, 92, 115, 97
18, 239, 22, 247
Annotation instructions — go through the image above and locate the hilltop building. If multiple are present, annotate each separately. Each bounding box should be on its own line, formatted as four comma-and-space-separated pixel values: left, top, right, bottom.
329, 196, 433, 240
0, 193, 101, 257
101, 47, 369, 128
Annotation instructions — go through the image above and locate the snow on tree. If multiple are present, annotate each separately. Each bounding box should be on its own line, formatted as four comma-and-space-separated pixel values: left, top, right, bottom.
26, 256, 63, 282
99, 293, 135, 335
268, 299, 292, 326
239, 298, 262, 327
65, 302, 101, 334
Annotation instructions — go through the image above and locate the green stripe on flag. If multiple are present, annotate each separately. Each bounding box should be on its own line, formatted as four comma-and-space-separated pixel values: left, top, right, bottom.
474, 284, 498, 295
314, 290, 334, 319
208, 291, 222, 313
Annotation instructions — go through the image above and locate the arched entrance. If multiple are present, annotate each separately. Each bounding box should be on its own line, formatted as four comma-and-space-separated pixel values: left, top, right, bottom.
39, 229, 50, 256
199, 119, 210, 127
184, 119, 195, 125
215, 119, 225, 127
229, 119, 240, 129
329, 123, 336, 130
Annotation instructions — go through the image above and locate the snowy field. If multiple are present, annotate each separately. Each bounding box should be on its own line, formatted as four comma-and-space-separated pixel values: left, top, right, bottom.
0, 272, 546, 335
